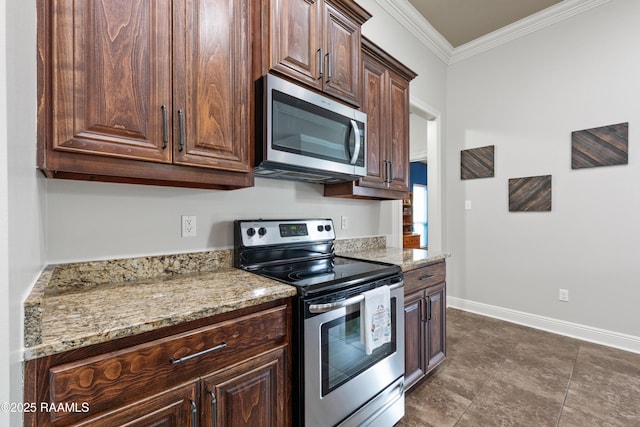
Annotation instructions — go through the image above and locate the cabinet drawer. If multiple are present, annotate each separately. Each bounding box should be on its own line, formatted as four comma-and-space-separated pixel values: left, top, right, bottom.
48, 305, 287, 422
404, 261, 445, 294
403, 234, 420, 249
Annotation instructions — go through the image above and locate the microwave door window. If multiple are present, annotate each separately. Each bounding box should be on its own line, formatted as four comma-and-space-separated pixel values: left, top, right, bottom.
272, 92, 352, 165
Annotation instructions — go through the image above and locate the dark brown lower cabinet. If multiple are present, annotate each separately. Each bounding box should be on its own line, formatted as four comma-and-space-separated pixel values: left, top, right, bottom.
73, 382, 199, 427
203, 346, 287, 427
403, 261, 446, 391
24, 300, 291, 427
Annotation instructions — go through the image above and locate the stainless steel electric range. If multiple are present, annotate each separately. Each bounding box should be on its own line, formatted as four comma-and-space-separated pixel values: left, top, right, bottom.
234, 219, 405, 427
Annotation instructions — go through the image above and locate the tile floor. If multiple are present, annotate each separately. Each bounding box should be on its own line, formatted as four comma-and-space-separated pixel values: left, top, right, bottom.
399, 308, 640, 426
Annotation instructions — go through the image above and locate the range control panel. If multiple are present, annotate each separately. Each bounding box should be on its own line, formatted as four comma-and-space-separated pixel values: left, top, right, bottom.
236, 219, 335, 247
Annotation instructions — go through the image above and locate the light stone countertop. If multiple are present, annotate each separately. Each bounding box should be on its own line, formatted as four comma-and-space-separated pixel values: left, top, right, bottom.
335, 236, 446, 271
338, 247, 446, 271
23, 250, 296, 360
24, 238, 446, 360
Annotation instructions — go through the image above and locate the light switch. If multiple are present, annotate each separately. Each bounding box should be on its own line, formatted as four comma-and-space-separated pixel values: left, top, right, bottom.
465, 200, 472, 210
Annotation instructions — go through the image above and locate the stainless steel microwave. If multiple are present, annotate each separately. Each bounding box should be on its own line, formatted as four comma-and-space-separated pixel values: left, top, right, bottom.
255, 74, 367, 183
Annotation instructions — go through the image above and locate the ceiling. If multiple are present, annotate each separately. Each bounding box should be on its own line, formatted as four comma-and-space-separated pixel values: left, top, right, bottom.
406, 0, 564, 48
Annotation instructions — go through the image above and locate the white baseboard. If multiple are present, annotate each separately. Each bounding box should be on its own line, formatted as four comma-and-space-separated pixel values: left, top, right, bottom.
447, 297, 640, 354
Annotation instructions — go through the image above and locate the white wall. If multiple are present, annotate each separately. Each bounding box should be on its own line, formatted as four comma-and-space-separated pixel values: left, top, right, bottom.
1, 1, 11, 424
46, 178, 390, 262
4, 0, 47, 425
447, 0, 640, 347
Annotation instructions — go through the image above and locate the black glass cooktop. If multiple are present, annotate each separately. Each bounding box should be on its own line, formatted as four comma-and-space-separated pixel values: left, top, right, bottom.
251, 256, 401, 296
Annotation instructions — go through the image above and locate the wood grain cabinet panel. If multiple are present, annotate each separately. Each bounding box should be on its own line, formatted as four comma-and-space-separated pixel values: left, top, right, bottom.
403, 290, 426, 389
202, 346, 287, 427
173, 0, 252, 172
403, 260, 446, 391
324, 38, 416, 200
24, 301, 292, 427
38, 0, 253, 189
48, 0, 173, 163
268, 0, 321, 88
73, 382, 199, 427
258, 0, 370, 106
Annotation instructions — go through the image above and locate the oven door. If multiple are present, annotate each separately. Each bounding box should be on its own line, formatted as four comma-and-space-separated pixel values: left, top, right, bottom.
303, 282, 404, 427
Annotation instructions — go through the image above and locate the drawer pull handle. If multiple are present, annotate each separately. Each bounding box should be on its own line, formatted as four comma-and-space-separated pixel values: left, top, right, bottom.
170, 342, 227, 364
419, 274, 435, 281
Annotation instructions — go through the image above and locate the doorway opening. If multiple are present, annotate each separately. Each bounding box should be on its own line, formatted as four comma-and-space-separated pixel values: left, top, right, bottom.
408, 100, 441, 251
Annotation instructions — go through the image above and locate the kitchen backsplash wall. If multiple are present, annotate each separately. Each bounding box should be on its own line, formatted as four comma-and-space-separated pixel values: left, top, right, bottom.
46, 177, 395, 263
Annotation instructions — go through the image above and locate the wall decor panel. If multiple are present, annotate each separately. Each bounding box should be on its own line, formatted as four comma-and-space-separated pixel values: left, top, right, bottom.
461, 145, 495, 180
571, 122, 628, 169
508, 175, 552, 212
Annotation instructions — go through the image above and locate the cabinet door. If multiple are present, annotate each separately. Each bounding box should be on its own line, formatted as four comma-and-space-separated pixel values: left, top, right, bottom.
172, 0, 251, 172
202, 346, 288, 427
322, 1, 361, 105
387, 71, 411, 193
74, 382, 198, 427
403, 290, 426, 391
49, 0, 172, 163
269, 0, 322, 90
426, 282, 446, 373
358, 50, 388, 190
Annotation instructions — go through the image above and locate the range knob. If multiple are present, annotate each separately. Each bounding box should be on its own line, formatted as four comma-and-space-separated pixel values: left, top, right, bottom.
246, 227, 256, 237
324, 224, 332, 232
317, 225, 324, 232
258, 227, 267, 236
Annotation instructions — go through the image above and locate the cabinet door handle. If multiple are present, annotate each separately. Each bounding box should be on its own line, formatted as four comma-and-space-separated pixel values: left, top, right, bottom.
210, 391, 217, 427
385, 160, 392, 184
427, 297, 432, 321
161, 105, 168, 149
325, 52, 331, 83
317, 48, 324, 80
383, 160, 388, 183
419, 274, 435, 281
190, 399, 198, 427
178, 109, 185, 152
169, 342, 227, 364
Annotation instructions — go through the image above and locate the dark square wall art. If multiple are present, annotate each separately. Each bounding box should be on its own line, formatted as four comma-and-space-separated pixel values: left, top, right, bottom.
509, 175, 552, 212
461, 145, 495, 180
571, 122, 628, 169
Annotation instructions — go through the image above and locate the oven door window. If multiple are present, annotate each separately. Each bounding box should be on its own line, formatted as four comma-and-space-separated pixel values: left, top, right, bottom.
320, 298, 396, 396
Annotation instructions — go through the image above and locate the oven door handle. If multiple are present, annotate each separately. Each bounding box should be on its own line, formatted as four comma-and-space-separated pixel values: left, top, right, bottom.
308, 281, 403, 314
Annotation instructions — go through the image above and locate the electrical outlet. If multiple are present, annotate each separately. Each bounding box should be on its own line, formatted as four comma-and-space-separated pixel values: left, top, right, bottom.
181, 215, 196, 237
559, 288, 569, 302
341, 216, 348, 230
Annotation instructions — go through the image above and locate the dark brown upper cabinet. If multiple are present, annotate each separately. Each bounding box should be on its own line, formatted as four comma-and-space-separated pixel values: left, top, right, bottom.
37, 0, 253, 189
257, 0, 371, 106
324, 37, 417, 200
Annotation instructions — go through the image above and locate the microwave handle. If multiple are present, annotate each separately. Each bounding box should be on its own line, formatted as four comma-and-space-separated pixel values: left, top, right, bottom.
348, 119, 361, 165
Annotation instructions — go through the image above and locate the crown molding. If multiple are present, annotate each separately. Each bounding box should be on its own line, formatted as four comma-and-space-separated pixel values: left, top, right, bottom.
374, 0, 454, 63
375, 0, 611, 65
